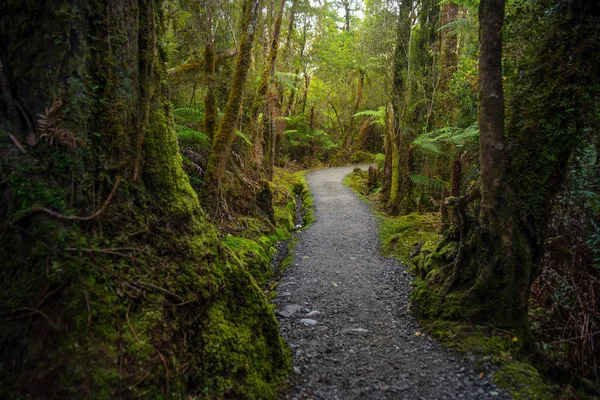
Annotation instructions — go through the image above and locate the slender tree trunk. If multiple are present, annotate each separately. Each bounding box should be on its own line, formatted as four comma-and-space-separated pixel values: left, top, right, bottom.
381, 103, 394, 201
203, 7, 218, 139
478, 0, 506, 230
264, 0, 286, 181
204, 0, 261, 217
387, 1, 411, 213
346, 69, 365, 149
438, 0, 459, 124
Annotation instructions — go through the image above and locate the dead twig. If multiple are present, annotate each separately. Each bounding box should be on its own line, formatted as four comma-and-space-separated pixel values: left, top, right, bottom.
7, 133, 27, 154
155, 347, 170, 394
134, 281, 184, 302
84, 290, 92, 327
37, 284, 65, 309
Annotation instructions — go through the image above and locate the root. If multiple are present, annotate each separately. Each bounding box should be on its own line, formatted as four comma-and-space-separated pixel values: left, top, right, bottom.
7, 307, 56, 329
12, 176, 121, 223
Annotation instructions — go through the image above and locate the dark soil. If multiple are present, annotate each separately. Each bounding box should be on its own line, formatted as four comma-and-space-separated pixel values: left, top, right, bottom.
274, 166, 511, 400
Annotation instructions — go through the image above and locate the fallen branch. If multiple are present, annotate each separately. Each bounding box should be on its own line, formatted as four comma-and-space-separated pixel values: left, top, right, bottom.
12, 176, 121, 223
7, 307, 56, 329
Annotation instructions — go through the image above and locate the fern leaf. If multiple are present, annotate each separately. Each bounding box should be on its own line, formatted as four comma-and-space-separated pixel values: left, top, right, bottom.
173, 107, 204, 125
409, 173, 449, 191
236, 130, 252, 146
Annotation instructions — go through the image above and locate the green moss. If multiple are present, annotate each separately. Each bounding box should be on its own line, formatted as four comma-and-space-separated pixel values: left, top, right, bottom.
295, 172, 314, 227
380, 212, 442, 263
343, 168, 370, 199
143, 103, 200, 218
493, 362, 555, 400
223, 236, 274, 285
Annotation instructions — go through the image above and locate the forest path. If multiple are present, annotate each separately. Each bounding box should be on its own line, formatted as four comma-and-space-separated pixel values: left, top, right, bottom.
275, 166, 509, 400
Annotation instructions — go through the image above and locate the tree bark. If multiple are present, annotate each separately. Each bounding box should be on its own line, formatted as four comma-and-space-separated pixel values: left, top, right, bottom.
478, 0, 506, 230
203, 6, 218, 139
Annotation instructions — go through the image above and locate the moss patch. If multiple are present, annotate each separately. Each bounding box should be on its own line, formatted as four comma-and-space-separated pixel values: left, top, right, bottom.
380, 212, 442, 263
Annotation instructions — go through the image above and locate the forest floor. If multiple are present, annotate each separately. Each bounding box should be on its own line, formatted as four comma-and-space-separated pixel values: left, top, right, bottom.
274, 166, 511, 400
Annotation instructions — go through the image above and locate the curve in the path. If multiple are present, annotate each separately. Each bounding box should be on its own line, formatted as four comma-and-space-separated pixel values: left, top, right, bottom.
275, 166, 510, 400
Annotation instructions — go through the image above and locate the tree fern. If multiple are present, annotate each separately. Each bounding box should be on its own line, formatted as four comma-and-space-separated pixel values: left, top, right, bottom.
412, 123, 479, 157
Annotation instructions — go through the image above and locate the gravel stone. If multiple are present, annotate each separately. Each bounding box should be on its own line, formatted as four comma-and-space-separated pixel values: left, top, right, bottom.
280, 304, 303, 318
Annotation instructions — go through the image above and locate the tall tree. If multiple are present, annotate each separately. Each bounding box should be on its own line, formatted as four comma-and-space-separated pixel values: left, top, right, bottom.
477, 0, 506, 230
204, 0, 261, 217
203, 1, 218, 139
386, 0, 411, 212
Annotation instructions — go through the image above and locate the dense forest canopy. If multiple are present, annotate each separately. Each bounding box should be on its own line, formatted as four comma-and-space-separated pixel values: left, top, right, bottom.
0, 0, 599, 398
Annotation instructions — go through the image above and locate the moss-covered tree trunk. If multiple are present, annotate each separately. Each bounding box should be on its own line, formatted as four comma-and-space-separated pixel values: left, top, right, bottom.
204, 0, 261, 218
0, 0, 288, 397
203, 4, 218, 139
437, 0, 459, 124
381, 103, 394, 200
414, 0, 600, 336
387, 1, 411, 213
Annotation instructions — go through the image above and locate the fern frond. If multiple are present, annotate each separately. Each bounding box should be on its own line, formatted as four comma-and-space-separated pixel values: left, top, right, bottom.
409, 173, 449, 191
236, 130, 252, 146
176, 126, 211, 147
173, 107, 204, 125
353, 109, 384, 118
276, 71, 300, 90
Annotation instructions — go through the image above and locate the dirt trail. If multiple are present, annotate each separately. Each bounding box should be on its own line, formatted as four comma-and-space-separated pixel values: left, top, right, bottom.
275, 166, 510, 400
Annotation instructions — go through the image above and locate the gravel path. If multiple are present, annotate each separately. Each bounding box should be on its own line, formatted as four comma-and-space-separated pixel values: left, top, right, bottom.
275, 166, 510, 400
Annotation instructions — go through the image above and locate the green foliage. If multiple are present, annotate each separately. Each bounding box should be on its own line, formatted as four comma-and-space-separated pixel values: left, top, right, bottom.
283, 114, 339, 164
374, 153, 385, 171
412, 123, 479, 157
173, 106, 204, 124
275, 71, 300, 91
408, 173, 449, 192
353, 106, 386, 127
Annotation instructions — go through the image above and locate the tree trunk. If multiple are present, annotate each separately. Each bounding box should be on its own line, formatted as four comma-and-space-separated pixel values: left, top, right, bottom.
263, 0, 286, 181
414, 0, 600, 336
0, 0, 289, 397
381, 103, 394, 200
203, 11, 218, 139
437, 0, 459, 124
204, 0, 261, 217
387, 1, 411, 213
478, 0, 506, 230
